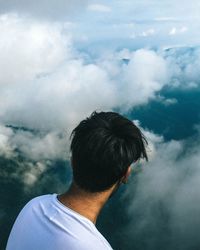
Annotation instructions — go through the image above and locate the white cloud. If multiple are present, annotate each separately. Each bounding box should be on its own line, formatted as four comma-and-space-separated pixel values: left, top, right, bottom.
0, 125, 15, 158
169, 26, 188, 35
120, 49, 168, 109
124, 127, 200, 248
0, 14, 71, 87
140, 28, 155, 37
163, 98, 177, 105
156, 95, 178, 106
87, 4, 111, 13
163, 46, 200, 89
169, 27, 177, 35
0, 15, 169, 133
23, 162, 47, 186
0, 124, 69, 161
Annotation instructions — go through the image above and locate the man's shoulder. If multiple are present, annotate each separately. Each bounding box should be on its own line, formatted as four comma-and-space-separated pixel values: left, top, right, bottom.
27, 194, 53, 205
25, 193, 51, 205
18, 194, 54, 216
8, 194, 114, 250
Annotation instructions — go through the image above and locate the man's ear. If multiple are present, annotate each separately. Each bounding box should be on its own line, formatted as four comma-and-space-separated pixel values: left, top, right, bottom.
121, 166, 132, 184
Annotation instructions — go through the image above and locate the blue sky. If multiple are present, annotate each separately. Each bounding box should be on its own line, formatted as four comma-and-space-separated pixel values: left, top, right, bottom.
1, 0, 200, 49
79, 0, 200, 50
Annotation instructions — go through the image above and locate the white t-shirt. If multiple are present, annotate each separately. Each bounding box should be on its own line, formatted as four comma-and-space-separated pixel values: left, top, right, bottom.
6, 194, 113, 250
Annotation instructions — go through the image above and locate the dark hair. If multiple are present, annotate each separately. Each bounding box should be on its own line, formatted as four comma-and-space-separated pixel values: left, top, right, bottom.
70, 111, 148, 192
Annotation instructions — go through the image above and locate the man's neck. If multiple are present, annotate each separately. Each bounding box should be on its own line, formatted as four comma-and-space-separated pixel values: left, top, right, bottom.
57, 182, 116, 224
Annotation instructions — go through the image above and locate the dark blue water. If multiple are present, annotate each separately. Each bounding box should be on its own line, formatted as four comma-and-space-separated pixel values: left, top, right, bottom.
129, 87, 200, 140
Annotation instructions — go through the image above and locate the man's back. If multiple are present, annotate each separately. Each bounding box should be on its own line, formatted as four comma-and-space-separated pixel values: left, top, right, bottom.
6, 194, 113, 250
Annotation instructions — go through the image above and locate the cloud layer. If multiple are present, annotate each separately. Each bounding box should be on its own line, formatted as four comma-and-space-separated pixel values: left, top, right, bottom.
122, 127, 200, 250
1, 14, 200, 163
0, 14, 171, 162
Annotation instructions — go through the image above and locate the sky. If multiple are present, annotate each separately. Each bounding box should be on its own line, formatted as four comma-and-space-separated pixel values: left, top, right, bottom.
1, 0, 200, 49
0, 1, 200, 250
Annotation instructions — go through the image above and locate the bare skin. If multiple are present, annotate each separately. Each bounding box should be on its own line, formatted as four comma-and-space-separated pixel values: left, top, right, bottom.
57, 166, 131, 225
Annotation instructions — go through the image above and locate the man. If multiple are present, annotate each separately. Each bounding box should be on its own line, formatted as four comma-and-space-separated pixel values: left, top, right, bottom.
6, 111, 148, 250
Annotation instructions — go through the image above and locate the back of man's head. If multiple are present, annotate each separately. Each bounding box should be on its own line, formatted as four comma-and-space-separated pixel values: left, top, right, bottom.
70, 111, 148, 193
